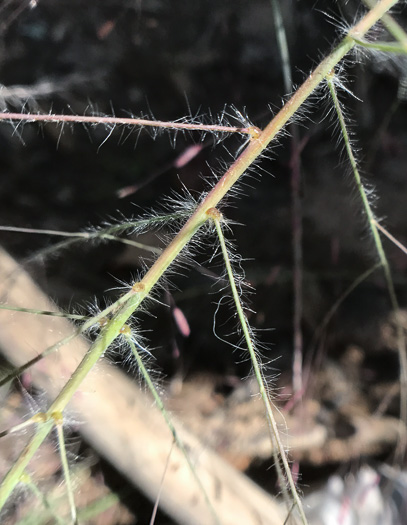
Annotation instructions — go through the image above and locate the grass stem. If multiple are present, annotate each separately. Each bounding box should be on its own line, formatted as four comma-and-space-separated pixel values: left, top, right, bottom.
209, 209, 308, 525
326, 71, 407, 448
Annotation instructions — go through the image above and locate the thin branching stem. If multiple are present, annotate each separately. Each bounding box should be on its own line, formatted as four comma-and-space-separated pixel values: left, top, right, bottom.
270, 0, 304, 397
0, 112, 253, 136
0, 225, 162, 255
19, 473, 67, 525
149, 440, 175, 525
54, 414, 77, 525
354, 38, 407, 53
362, 0, 407, 51
326, 71, 407, 440
209, 209, 308, 525
0, 304, 87, 320
0, 412, 48, 439
309, 263, 382, 353
304, 263, 382, 390
0, 290, 136, 388
270, 0, 292, 94
124, 331, 220, 525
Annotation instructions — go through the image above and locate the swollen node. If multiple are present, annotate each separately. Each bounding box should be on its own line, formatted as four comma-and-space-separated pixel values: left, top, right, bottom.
98, 317, 109, 328
206, 207, 223, 222
245, 126, 262, 140
120, 324, 132, 336
51, 411, 64, 426
33, 412, 48, 424
131, 282, 146, 294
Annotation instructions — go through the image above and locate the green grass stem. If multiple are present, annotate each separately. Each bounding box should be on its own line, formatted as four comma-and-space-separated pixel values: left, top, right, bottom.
326, 71, 407, 441
0, 224, 162, 255
210, 209, 307, 525
124, 331, 220, 525
354, 38, 407, 53
362, 0, 407, 51
54, 415, 77, 525
19, 473, 67, 525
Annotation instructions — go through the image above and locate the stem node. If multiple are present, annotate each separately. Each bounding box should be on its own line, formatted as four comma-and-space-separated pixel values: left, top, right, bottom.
132, 282, 146, 294
205, 207, 223, 221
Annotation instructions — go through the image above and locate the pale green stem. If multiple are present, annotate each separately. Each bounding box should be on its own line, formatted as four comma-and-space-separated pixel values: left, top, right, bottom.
54, 418, 77, 525
270, 0, 304, 397
19, 473, 67, 525
0, 287, 135, 388
270, 0, 292, 94
0, 304, 87, 320
354, 38, 407, 54
362, 0, 407, 52
149, 440, 175, 525
326, 72, 407, 434
0, 0, 399, 511
125, 334, 220, 524
212, 214, 307, 525
0, 412, 47, 439
0, 419, 54, 509
0, 216, 186, 256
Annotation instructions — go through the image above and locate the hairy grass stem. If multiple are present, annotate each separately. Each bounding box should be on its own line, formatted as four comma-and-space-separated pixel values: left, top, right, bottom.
208, 208, 308, 524
326, 70, 407, 447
